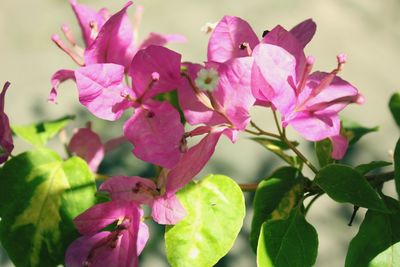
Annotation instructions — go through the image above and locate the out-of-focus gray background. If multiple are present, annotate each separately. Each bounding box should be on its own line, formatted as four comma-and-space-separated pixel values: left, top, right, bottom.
0, 0, 399, 266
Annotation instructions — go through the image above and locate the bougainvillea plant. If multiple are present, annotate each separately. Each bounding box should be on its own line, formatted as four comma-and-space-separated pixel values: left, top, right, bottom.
1, 1, 400, 266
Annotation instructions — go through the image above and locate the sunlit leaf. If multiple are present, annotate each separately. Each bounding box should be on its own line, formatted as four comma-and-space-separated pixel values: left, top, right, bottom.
165, 174, 245, 267
11, 115, 75, 147
0, 149, 97, 267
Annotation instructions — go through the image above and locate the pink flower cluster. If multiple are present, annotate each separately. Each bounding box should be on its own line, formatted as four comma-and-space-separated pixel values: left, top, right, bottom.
48, 1, 363, 266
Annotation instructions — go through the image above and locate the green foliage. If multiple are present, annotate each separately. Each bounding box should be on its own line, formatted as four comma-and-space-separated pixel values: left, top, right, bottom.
355, 161, 392, 176
0, 149, 97, 267
251, 137, 301, 167
315, 164, 388, 212
250, 167, 303, 251
342, 119, 378, 146
165, 174, 245, 267
345, 196, 400, 267
315, 138, 334, 168
11, 115, 74, 147
257, 206, 318, 267
389, 92, 400, 127
394, 138, 400, 198
369, 242, 400, 267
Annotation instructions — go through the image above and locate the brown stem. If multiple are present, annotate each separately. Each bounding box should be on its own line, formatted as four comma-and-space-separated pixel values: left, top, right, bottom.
239, 183, 259, 192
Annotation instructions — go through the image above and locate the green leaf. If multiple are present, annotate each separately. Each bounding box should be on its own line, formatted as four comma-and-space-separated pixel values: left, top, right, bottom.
257, 206, 318, 267
250, 167, 303, 251
165, 174, 245, 267
251, 137, 301, 167
345, 196, 400, 267
315, 138, 334, 168
394, 139, 400, 198
11, 115, 74, 147
0, 149, 97, 267
342, 119, 378, 146
369, 242, 400, 267
315, 164, 388, 212
355, 161, 392, 176
389, 92, 400, 127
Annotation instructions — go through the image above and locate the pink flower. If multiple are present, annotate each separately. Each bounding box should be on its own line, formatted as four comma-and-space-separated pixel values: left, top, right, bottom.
68, 124, 105, 172
66, 201, 147, 267
74, 45, 184, 168
50, 1, 185, 103
251, 28, 363, 158
100, 128, 225, 225
178, 57, 255, 143
207, 16, 316, 64
0, 82, 13, 164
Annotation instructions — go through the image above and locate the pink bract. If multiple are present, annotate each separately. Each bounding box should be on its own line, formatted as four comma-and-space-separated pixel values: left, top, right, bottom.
123, 101, 185, 169
251, 36, 362, 158
75, 63, 132, 121
68, 126, 105, 172
178, 57, 255, 142
66, 201, 145, 267
0, 82, 13, 164
207, 16, 259, 63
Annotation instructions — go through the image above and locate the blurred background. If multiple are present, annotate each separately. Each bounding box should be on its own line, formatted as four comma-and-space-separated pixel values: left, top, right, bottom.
1, 0, 400, 266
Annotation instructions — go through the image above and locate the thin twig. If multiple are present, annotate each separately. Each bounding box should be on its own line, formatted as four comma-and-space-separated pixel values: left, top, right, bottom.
272, 110, 283, 136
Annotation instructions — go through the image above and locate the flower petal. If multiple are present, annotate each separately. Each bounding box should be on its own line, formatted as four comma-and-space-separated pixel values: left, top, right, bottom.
48, 69, 75, 104
138, 32, 186, 50
330, 134, 349, 160
289, 19, 317, 48
251, 43, 297, 115
213, 57, 255, 131
69, 0, 109, 46
151, 194, 186, 225
65, 231, 110, 267
137, 222, 149, 254
166, 129, 224, 195
75, 63, 132, 121
261, 25, 306, 78
129, 45, 182, 100
207, 16, 259, 62
0, 82, 13, 164
178, 63, 226, 126
68, 127, 104, 172
74, 201, 135, 235
298, 71, 362, 113
285, 111, 341, 141
123, 101, 184, 169
84, 1, 135, 69
99, 176, 157, 205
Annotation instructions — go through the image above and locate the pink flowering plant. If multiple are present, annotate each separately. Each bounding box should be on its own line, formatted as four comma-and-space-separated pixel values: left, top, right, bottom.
1, 1, 400, 267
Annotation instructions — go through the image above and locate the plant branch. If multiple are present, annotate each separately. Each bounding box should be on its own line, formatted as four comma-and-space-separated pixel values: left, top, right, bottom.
272, 110, 283, 136
239, 183, 259, 192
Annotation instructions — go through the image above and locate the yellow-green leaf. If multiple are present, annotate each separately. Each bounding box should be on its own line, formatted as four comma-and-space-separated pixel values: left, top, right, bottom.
0, 148, 96, 267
